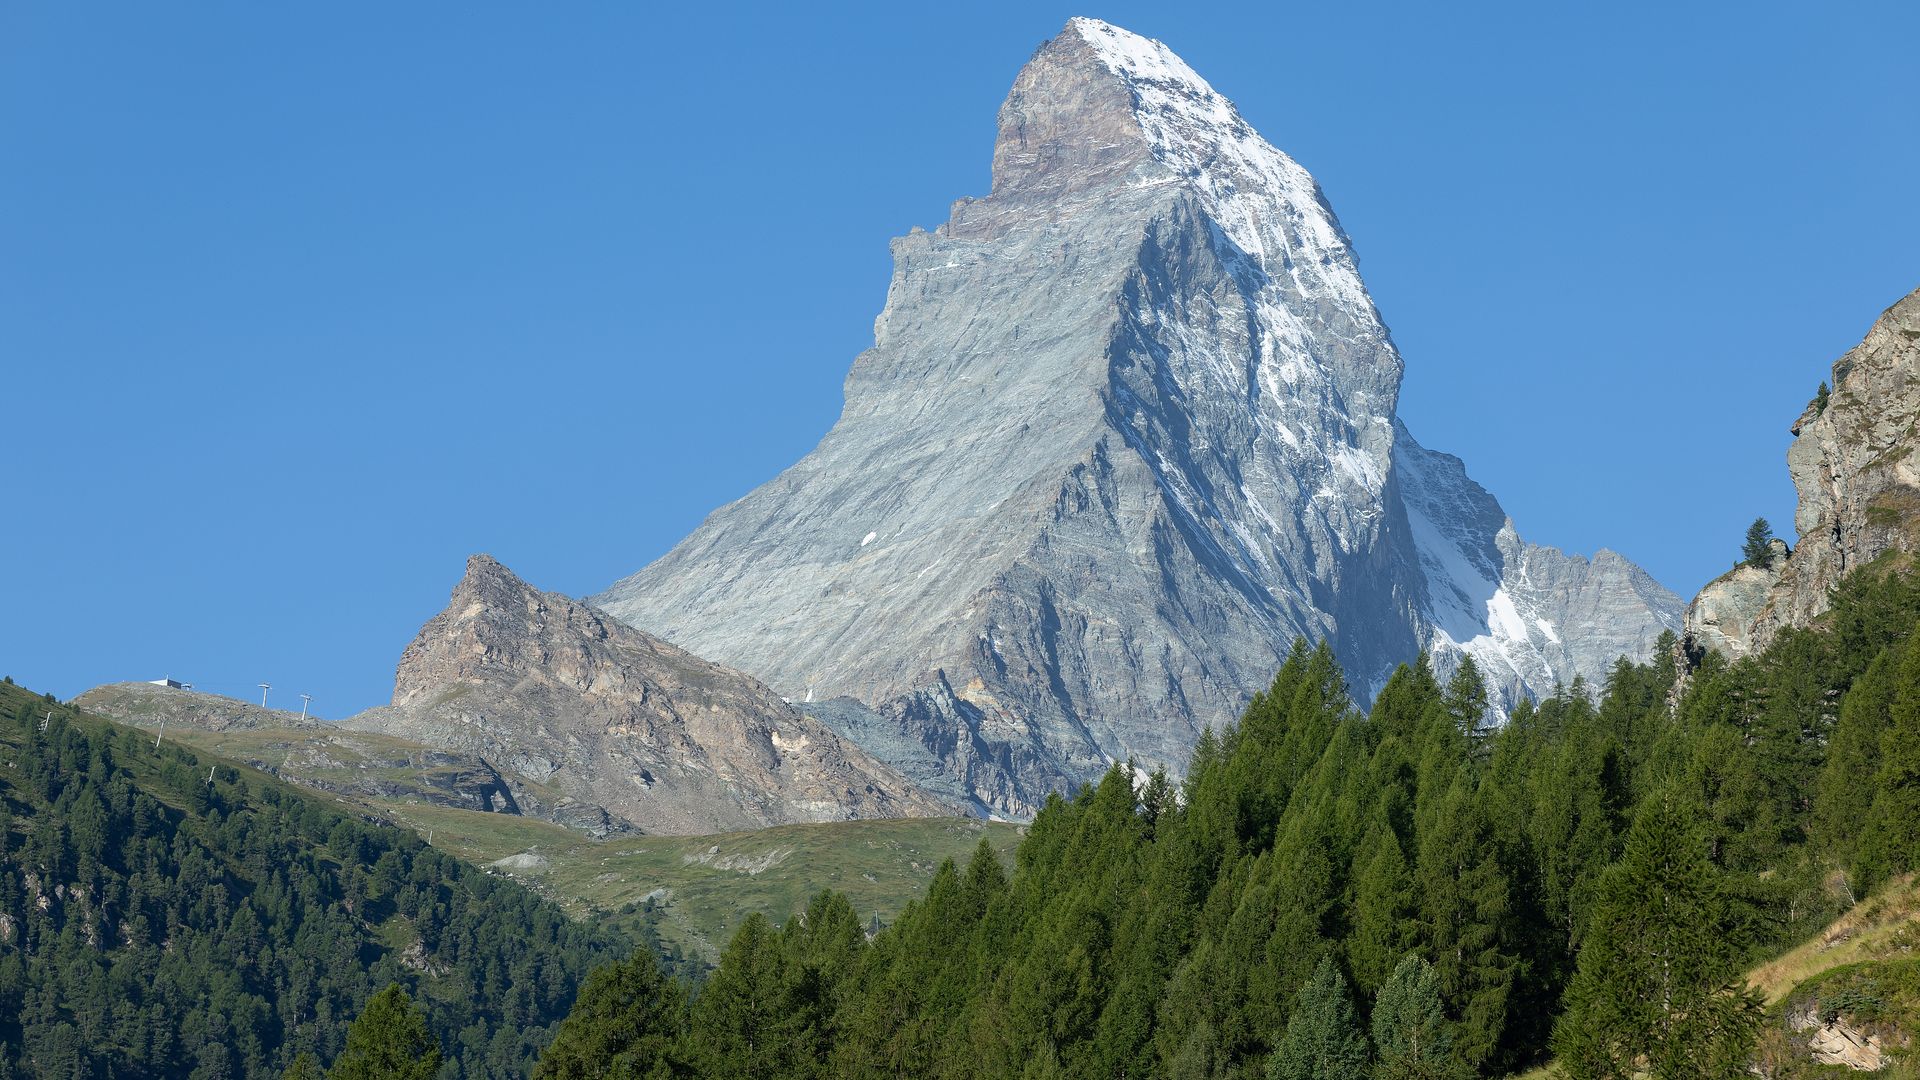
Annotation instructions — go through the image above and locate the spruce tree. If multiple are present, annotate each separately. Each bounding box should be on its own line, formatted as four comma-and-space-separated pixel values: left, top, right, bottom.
1413, 774, 1514, 1069
533, 947, 685, 1080
1346, 825, 1417, 998
1741, 518, 1775, 569
689, 913, 795, 1079
1813, 649, 1894, 882
1371, 955, 1462, 1080
1268, 955, 1368, 1080
327, 984, 441, 1080
1440, 657, 1489, 737
1861, 630, 1920, 885
1551, 793, 1761, 1079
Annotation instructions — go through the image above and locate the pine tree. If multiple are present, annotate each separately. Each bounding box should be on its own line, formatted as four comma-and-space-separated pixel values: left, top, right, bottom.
1346, 825, 1417, 998
1741, 518, 1775, 569
1861, 630, 1920, 886
281, 1051, 323, 1080
1267, 955, 1368, 1080
1413, 774, 1514, 1069
1813, 649, 1894, 882
1441, 657, 1489, 738
688, 913, 795, 1079
1551, 793, 1761, 1079
328, 984, 441, 1080
1371, 955, 1462, 1080
533, 948, 685, 1080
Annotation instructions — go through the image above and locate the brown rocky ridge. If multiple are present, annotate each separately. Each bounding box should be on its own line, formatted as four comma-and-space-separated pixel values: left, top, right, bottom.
340, 555, 956, 834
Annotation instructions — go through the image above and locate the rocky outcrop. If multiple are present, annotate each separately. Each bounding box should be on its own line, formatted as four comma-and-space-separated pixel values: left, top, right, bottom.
1782, 1001, 1899, 1072
1680, 540, 1789, 661
1755, 287, 1920, 649
595, 19, 1679, 816
1685, 287, 1920, 661
343, 555, 956, 833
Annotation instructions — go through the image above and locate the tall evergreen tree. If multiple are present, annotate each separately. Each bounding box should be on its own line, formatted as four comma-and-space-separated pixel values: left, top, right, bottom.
1860, 630, 1920, 886
1267, 956, 1368, 1080
1813, 649, 1895, 884
1741, 518, 1775, 568
1440, 657, 1490, 738
1370, 955, 1461, 1080
1551, 794, 1761, 1079
1413, 774, 1514, 1070
1346, 825, 1417, 998
328, 984, 441, 1080
533, 948, 685, 1080
689, 913, 799, 1079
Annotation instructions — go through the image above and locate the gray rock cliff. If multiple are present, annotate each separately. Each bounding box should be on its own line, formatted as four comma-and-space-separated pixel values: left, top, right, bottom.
596, 19, 1680, 816
1684, 286, 1920, 660
1680, 540, 1788, 662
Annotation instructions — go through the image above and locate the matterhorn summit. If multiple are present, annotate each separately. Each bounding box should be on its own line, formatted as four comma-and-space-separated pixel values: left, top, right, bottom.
596, 19, 1680, 816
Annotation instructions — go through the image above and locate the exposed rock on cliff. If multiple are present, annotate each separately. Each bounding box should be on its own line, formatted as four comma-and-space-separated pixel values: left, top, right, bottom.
1686, 286, 1920, 661
1681, 539, 1789, 661
343, 555, 956, 833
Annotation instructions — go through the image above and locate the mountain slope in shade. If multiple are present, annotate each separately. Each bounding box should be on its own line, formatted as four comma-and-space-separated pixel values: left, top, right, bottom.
596, 19, 1679, 815
343, 555, 955, 833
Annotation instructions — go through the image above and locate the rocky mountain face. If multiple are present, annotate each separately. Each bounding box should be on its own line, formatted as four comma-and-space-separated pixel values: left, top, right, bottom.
343, 555, 954, 834
597, 19, 1681, 816
1684, 286, 1920, 661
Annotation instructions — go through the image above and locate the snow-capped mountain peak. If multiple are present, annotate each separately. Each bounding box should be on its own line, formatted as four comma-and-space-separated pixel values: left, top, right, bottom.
595, 20, 1680, 816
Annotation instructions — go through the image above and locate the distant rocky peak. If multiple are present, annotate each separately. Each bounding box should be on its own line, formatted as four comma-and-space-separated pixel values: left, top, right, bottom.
393, 552, 615, 707
449, 552, 554, 615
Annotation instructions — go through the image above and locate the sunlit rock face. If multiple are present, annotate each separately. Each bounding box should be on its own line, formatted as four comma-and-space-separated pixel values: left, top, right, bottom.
597, 19, 1679, 816
344, 555, 953, 834
1681, 286, 1920, 664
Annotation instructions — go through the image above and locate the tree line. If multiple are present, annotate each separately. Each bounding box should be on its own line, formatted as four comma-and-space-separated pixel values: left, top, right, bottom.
526, 556, 1920, 1079
0, 682, 621, 1079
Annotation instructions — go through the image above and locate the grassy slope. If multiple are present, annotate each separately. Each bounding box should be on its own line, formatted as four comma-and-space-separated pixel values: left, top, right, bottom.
86, 708, 576, 811
1749, 875, 1920, 1005
382, 802, 1023, 960
78, 710, 1025, 963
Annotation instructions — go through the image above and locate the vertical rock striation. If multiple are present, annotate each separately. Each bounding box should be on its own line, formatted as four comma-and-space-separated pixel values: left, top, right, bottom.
1684, 286, 1920, 661
597, 19, 1680, 815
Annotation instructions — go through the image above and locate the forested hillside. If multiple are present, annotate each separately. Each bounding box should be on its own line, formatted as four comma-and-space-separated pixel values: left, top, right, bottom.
538, 556, 1920, 1079
0, 682, 621, 1079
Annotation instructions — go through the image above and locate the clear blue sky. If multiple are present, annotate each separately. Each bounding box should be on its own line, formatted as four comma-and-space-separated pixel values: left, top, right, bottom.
4, 2, 1916, 716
